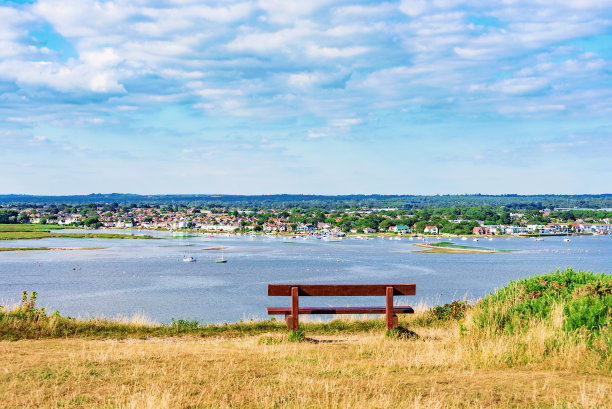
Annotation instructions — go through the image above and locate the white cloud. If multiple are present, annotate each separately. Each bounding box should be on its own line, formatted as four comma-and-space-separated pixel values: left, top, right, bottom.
0, 59, 125, 93
329, 118, 363, 127
32, 0, 134, 38
227, 24, 314, 54
489, 77, 549, 95
288, 72, 321, 88
257, 0, 333, 24
399, 0, 429, 17
81, 48, 122, 68
306, 45, 370, 59
308, 131, 326, 138
499, 104, 566, 114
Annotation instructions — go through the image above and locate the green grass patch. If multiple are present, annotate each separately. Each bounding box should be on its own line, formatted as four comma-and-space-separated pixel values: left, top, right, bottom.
0, 231, 158, 240
0, 224, 71, 232
430, 241, 489, 250
0, 291, 419, 341
0, 247, 51, 251
474, 268, 611, 344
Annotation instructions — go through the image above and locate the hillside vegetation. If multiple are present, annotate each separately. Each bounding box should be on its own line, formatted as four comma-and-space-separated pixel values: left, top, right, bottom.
1, 268, 610, 408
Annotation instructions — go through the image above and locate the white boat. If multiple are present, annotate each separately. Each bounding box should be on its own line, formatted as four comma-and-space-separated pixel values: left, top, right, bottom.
215, 248, 227, 263
563, 238, 571, 242
473, 238, 479, 242
461, 237, 468, 241
183, 241, 196, 262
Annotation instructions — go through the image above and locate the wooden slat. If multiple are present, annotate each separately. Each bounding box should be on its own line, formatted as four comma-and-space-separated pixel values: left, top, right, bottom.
267, 306, 414, 315
268, 284, 416, 297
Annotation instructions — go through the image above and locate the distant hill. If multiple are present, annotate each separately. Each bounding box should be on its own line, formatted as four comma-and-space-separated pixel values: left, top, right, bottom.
1, 193, 612, 210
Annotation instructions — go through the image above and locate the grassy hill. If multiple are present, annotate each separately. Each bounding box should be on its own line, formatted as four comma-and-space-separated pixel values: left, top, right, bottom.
1, 269, 610, 408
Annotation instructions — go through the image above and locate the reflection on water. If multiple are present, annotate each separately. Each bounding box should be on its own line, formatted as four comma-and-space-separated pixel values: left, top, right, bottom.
0, 232, 610, 324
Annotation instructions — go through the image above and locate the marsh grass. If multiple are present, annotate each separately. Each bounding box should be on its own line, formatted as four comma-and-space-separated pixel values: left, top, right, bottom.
0, 231, 158, 240
0, 223, 71, 232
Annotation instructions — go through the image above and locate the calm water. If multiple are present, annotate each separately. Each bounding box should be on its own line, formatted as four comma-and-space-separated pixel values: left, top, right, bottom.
1, 231, 610, 324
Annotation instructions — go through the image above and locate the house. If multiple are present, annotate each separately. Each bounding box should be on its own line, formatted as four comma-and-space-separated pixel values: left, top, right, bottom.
473, 226, 489, 235
394, 225, 411, 234
297, 224, 315, 233
424, 226, 438, 234
527, 224, 546, 233
363, 227, 376, 234
504, 226, 528, 235
170, 220, 188, 229
484, 225, 502, 234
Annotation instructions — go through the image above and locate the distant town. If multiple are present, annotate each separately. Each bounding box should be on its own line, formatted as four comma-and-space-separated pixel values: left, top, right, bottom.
1, 203, 611, 236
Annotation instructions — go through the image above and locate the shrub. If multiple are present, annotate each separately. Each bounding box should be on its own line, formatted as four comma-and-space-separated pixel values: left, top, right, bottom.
474, 268, 611, 337
431, 299, 470, 320
170, 318, 200, 331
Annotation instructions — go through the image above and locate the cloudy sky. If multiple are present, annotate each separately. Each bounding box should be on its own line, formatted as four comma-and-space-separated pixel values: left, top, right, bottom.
1, 0, 611, 195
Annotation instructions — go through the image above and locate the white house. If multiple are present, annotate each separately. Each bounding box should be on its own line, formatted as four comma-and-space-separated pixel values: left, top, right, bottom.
394, 225, 411, 234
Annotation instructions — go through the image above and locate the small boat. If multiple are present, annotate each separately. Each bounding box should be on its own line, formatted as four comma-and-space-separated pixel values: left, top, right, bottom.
183, 241, 196, 262
563, 238, 571, 242
461, 237, 468, 241
215, 248, 227, 263
473, 238, 479, 242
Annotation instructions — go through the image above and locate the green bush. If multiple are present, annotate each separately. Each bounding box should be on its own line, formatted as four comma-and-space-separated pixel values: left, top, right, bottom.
431, 299, 470, 320
171, 318, 200, 331
474, 268, 611, 336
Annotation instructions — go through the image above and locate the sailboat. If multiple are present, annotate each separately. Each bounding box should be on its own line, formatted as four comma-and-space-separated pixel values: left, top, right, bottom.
563, 227, 571, 242
534, 230, 544, 241
215, 247, 227, 263
182, 241, 196, 262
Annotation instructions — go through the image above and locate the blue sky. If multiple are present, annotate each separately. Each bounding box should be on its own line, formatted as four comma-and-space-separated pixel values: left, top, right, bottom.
1, 0, 611, 195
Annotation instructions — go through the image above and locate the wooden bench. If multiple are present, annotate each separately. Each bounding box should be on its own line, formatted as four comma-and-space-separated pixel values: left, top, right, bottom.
267, 284, 415, 331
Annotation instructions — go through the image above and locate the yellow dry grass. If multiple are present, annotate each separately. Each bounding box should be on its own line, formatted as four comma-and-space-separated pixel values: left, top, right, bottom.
1, 316, 610, 409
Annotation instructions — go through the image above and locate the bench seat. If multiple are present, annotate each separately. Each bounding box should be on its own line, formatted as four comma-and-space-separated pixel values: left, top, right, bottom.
267, 306, 414, 315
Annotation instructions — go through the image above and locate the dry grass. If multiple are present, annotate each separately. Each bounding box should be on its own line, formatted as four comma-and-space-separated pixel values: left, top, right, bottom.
1, 311, 610, 409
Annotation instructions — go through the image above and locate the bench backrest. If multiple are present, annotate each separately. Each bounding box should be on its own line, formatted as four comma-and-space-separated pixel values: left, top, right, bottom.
268, 284, 415, 297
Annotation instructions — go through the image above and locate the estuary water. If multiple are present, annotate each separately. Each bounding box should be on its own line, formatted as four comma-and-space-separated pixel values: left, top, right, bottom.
1, 231, 610, 324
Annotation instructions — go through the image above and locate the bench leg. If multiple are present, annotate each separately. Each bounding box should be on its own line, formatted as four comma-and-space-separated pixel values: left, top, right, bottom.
386, 286, 394, 331
291, 286, 299, 331
285, 315, 294, 329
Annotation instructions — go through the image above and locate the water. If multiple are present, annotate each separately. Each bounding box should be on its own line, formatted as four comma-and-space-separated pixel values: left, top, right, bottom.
1, 232, 610, 324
